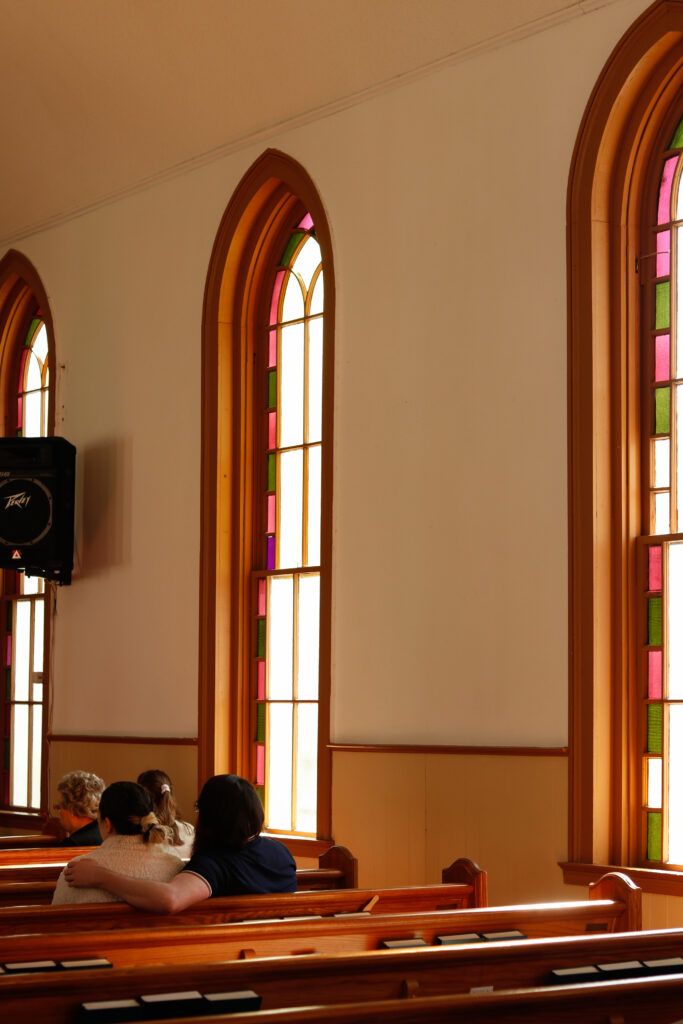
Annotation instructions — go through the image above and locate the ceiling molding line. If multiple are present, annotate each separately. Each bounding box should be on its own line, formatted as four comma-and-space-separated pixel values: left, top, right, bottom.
0, 0, 623, 247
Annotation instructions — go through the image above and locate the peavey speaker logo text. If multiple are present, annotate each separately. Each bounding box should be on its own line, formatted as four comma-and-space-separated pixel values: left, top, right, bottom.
4, 491, 31, 510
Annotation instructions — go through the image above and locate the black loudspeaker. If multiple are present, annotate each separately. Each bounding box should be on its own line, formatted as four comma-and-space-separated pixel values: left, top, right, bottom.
0, 437, 75, 584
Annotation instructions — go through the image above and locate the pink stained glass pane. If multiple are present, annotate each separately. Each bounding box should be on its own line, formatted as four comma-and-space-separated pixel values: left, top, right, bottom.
16, 395, 22, 430
649, 650, 663, 699
649, 545, 663, 591
257, 660, 265, 699
267, 535, 275, 571
268, 411, 276, 450
655, 334, 670, 382
256, 743, 265, 786
298, 213, 314, 231
258, 578, 266, 616
658, 157, 678, 223
270, 270, 286, 325
269, 330, 277, 368
267, 494, 276, 534
657, 231, 671, 277
5, 635, 11, 667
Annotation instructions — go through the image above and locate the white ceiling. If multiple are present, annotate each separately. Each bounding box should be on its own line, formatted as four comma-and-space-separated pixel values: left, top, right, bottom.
0, 0, 621, 243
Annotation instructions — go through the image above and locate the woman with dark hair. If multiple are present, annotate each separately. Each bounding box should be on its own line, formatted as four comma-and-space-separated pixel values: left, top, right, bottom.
64, 775, 296, 911
137, 769, 194, 857
53, 782, 183, 904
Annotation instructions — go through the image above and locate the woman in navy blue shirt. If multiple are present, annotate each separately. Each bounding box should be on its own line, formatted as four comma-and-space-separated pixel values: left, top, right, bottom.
64, 774, 296, 911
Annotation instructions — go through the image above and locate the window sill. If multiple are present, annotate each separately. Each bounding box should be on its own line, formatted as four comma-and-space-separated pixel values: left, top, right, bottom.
560, 861, 683, 897
0, 810, 46, 833
264, 834, 333, 859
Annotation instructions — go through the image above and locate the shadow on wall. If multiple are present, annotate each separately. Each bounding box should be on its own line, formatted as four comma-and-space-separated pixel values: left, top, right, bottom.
75, 437, 132, 575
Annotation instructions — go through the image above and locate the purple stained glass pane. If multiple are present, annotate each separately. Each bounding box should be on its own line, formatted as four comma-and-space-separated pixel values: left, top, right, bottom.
649, 545, 663, 591
267, 494, 275, 533
256, 743, 265, 785
649, 650, 663, 699
270, 270, 286, 325
258, 578, 266, 616
269, 329, 277, 369
657, 231, 671, 277
257, 660, 265, 699
298, 213, 314, 231
655, 334, 670, 382
268, 411, 276, 450
267, 535, 275, 570
5, 635, 11, 668
658, 157, 678, 224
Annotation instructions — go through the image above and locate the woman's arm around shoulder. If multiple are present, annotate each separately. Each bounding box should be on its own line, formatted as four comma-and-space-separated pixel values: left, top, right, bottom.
65, 857, 210, 913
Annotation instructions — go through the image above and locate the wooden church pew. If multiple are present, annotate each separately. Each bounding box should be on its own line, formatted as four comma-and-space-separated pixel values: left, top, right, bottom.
0, 844, 359, 905
0, 859, 486, 935
0, 834, 58, 852
0, 872, 640, 969
4, 901, 681, 1024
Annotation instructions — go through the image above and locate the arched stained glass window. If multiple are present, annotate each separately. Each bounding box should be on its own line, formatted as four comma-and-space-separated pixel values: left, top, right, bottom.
1, 308, 50, 811
254, 213, 323, 834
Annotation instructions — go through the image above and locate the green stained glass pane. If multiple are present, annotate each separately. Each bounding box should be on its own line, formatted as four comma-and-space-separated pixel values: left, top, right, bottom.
268, 370, 277, 409
257, 619, 266, 658
656, 282, 671, 329
671, 118, 683, 149
267, 453, 276, 492
648, 703, 663, 753
649, 597, 663, 646
280, 232, 304, 268
256, 703, 265, 742
655, 388, 671, 434
255, 785, 265, 806
25, 317, 41, 347
648, 811, 663, 860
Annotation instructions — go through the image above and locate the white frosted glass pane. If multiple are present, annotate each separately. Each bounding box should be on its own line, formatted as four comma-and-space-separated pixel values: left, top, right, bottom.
293, 236, 321, 292
307, 318, 323, 444
656, 492, 670, 533
648, 758, 662, 808
23, 390, 41, 437
678, 387, 683, 526
281, 271, 304, 324
655, 439, 670, 488
297, 574, 320, 700
31, 324, 48, 363
280, 323, 304, 449
279, 450, 303, 569
267, 576, 293, 700
295, 703, 318, 833
14, 601, 30, 701
31, 704, 42, 809
20, 574, 40, 595
307, 446, 321, 567
32, 682, 43, 701
11, 704, 28, 807
669, 542, 683, 697
25, 351, 42, 392
678, 231, 683, 377
33, 599, 44, 673
267, 703, 293, 831
310, 270, 324, 316
42, 391, 48, 437
669, 705, 683, 863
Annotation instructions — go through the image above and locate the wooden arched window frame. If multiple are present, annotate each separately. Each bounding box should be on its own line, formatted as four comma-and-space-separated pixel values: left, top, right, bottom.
199, 151, 334, 846
0, 250, 55, 827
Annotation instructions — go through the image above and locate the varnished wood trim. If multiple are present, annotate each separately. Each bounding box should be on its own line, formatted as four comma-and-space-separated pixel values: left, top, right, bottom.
561, 860, 683, 897
328, 743, 568, 757
47, 734, 198, 746
267, 836, 333, 858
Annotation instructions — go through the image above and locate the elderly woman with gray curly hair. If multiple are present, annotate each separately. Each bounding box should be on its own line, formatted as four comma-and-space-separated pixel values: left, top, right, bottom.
54, 769, 105, 847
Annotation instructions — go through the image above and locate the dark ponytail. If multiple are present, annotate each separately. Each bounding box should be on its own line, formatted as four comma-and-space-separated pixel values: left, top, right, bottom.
99, 781, 169, 845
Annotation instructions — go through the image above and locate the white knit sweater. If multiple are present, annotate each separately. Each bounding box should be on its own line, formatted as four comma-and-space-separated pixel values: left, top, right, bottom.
52, 833, 183, 904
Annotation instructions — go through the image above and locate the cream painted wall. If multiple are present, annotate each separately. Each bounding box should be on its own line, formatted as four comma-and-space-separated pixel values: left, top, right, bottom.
0, 1, 649, 759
